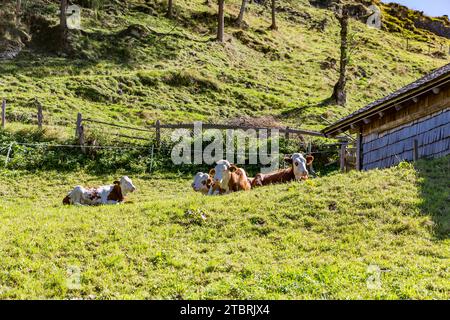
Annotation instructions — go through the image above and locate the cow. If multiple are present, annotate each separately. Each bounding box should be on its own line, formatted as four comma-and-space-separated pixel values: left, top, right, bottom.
63, 176, 136, 205
208, 160, 251, 194
251, 153, 314, 187
192, 172, 213, 195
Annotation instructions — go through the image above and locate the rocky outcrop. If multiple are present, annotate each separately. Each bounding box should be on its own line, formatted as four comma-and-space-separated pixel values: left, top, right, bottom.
309, 0, 450, 39
414, 16, 450, 39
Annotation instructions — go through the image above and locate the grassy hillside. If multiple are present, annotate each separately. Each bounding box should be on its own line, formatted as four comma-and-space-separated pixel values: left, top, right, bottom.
0, 0, 448, 137
0, 156, 448, 299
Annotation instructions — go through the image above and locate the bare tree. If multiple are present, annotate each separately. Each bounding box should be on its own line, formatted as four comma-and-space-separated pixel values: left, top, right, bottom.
60, 0, 68, 49
236, 0, 248, 28
217, 0, 225, 42
330, 1, 369, 106
167, 0, 173, 18
331, 4, 349, 106
269, 0, 277, 30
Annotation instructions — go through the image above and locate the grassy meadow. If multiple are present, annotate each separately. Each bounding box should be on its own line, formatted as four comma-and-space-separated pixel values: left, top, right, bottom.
0, 157, 448, 299
0, 0, 448, 133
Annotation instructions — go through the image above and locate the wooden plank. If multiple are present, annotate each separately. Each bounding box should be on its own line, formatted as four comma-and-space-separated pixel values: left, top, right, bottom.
363, 96, 450, 136
413, 139, 419, 161
340, 141, 347, 172
356, 132, 361, 171
112, 133, 149, 141
84, 118, 151, 133
1, 99, 5, 129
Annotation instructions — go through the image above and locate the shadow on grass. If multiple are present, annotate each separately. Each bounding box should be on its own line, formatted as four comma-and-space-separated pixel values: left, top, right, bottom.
414, 155, 450, 240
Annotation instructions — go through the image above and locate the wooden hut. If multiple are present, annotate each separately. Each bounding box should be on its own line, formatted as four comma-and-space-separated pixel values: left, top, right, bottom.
323, 63, 450, 170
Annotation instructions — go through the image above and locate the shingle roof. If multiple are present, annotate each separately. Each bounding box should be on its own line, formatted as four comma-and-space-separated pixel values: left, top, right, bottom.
322, 62, 450, 136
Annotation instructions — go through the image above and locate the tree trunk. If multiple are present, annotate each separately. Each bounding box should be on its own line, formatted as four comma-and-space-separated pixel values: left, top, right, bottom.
167, 0, 173, 18
217, 0, 225, 42
332, 11, 348, 106
16, 0, 21, 26
60, 0, 68, 50
270, 0, 277, 30
236, 0, 248, 27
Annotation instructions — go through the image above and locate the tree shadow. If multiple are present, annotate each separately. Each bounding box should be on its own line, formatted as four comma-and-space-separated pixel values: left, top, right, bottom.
279, 97, 333, 118
414, 155, 450, 240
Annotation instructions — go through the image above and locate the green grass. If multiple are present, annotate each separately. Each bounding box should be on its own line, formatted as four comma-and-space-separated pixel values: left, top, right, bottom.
0, 0, 448, 134
0, 156, 448, 299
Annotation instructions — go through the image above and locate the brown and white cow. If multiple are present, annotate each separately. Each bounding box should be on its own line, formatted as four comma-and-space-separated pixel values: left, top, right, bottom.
251, 153, 314, 187
208, 160, 251, 194
63, 176, 136, 205
192, 172, 214, 195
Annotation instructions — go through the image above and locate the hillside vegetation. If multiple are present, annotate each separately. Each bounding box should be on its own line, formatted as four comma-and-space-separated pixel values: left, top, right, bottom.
0, 0, 448, 138
0, 156, 448, 299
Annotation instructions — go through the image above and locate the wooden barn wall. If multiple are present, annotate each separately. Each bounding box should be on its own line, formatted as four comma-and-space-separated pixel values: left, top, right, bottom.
361, 109, 449, 170
362, 85, 450, 136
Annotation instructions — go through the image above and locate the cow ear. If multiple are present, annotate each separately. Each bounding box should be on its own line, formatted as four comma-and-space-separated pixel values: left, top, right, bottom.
209, 169, 215, 176
113, 181, 120, 185
306, 155, 314, 166
284, 156, 293, 164
229, 165, 238, 172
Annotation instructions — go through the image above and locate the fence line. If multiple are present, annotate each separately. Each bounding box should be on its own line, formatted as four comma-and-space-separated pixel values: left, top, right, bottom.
76, 113, 336, 155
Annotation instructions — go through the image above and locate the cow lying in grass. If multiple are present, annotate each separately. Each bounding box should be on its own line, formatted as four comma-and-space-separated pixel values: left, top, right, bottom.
251, 153, 314, 188
208, 160, 251, 194
63, 176, 136, 205
192, 172, 213, 195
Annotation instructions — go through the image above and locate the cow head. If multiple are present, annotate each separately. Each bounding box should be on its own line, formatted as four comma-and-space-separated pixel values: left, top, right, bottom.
118, 176, 136, 195
192, 172, 211, 194
284, 153, 313, 180
209, 159, 238, 190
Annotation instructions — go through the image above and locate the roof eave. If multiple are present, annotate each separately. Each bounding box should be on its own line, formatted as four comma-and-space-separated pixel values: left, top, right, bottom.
322, 75, 450, 137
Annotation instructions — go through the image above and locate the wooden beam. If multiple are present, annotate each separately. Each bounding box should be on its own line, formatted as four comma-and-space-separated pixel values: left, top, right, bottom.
413, 139, 419, 161
1, 99, 5, 129
340, 141, 347, 172
363, 96, 450, 136
356, 132, 361, 171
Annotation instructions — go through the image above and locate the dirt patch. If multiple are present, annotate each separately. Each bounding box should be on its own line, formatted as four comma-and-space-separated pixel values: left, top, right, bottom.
227, 116, 283, 128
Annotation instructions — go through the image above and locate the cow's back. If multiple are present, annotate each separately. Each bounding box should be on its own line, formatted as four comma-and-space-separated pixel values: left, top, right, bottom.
252, 168, 295, 187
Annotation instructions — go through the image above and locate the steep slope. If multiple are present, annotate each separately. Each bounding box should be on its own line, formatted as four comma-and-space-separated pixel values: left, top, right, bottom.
0, 0, 448, 134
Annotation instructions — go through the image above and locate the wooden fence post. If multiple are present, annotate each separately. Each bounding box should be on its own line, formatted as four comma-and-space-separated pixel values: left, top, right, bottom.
155, 120, 161, 148
1, 99, 5, 129
75, 113, 85, 153
36, 99, 43, 129
413, 139, 419, 161
340, 141, 347, 172
76, 113, 82, 138
78, 124, 85, 154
